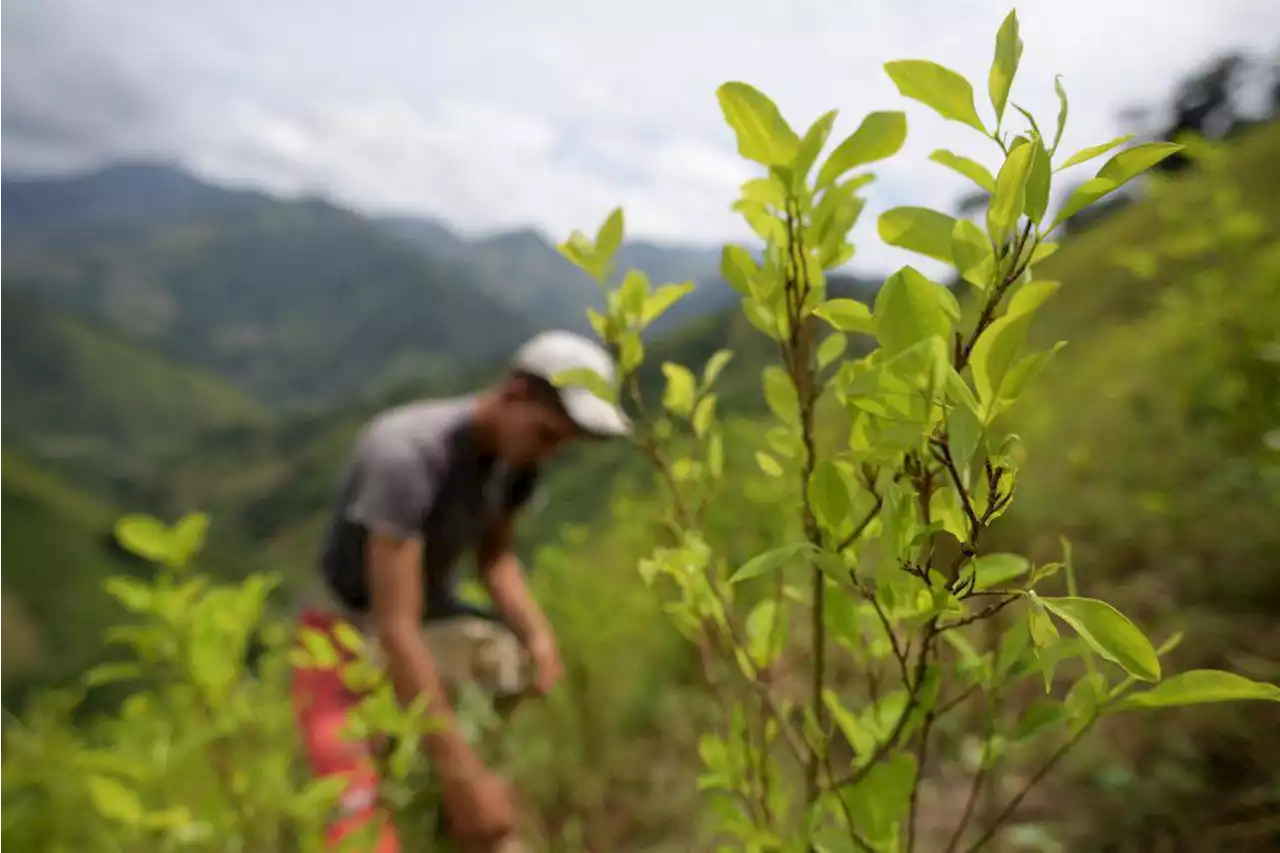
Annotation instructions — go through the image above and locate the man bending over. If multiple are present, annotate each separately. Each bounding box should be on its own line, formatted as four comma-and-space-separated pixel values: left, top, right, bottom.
291, 330, 630, 852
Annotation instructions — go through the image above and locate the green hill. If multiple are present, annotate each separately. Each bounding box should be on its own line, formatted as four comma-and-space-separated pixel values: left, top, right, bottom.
2, 296, 269, 496
0, 451, 139, 706
2, 167, 535, 407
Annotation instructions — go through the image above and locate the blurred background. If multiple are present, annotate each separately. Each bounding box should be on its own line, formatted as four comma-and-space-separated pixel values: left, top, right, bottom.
3, 1, 1279, 850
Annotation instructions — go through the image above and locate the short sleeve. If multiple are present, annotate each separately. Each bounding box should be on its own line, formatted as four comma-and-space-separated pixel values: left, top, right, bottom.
504, 467, 540, 513
347, 440, 433, 539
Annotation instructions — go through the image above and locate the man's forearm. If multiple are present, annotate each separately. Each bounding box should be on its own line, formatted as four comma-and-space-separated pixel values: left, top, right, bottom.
483, 551, 552, 648
379, 623, 476, 772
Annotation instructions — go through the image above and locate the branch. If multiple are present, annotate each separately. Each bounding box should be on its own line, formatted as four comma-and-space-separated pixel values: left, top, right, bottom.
946, 692, 1002, 853
938, 595, 1021, 632
960, 714, 1100, 853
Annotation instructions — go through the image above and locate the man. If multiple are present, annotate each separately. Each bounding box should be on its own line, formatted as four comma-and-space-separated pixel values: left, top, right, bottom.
291, 330, 630, 852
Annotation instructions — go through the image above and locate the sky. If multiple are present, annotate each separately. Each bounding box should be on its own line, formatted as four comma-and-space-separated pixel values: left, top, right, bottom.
4, 0, 1279, 275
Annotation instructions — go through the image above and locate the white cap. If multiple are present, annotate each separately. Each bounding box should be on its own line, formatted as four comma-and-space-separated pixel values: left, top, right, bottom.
511, 330, 631, 438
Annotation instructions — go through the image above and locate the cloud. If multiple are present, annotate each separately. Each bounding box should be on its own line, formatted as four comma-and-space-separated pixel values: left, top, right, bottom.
5, 0, 1279, 277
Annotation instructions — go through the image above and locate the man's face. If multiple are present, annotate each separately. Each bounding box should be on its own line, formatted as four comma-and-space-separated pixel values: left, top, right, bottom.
493, 377, 583, 467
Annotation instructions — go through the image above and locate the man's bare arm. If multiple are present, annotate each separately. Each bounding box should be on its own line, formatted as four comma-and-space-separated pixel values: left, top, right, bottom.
477, 514, 552, 649
366, 530, 478, 774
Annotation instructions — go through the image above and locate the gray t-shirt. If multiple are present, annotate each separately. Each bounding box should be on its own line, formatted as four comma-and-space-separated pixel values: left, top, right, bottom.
320, 395, 539, 620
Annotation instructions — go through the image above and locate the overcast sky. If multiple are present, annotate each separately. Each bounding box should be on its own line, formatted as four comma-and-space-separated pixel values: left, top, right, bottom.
4, 0, 1279, 274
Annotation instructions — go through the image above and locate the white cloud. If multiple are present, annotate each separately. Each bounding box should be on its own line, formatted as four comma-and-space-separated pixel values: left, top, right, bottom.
5, 0, 1279, 277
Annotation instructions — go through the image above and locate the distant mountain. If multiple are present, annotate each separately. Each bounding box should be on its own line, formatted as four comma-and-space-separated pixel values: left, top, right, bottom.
2, 161, 269, 239
2, 165, 535, 407
378, 215, 728, 335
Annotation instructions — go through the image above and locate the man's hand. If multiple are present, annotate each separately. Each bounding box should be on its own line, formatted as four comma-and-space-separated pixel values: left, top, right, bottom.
440, 760, 517, 846
526, 632, 564, 695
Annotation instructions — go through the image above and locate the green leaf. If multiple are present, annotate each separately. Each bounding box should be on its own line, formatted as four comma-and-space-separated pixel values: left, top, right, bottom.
809, 460, 851, 531
878, 206, 958, 265
813, 298, 874, 334
595, 207, 625, 263
839, 752, 917, 846
817, 333, 848, 370
88, 775, 144, 825
745, 599, 787, 667
1112, 670, 1280, 712
755, 451, 784, 477
642, 282, 695, 326
1056, 134, 1134, 170
1051, 142, 1180, 230
692, 394, 717, 437
741, 176, 787, 208
1097, 141, 1184, 183
1051, 76, 1068, 154
762, 365, 800, 424
618, 268, 649, 319
929, 149, 996, 192
1039, 597, 1161, 682
551, 367, 615, 404
989, 10, 1023, 123
969, 281, 1061, 412
884, 60, 987, 134
987, 139, 1035, 240
1024, 137, 1052, 224
702, 349, 734, 389
874, 266, 954, 355
661, 363, 697, 416
793, 109, 839, 182
104, 577, 153, 612
169, 512, 210, 568
729, 541, 814, 584
951, 218, 996, 289
815, 111, 908, 189
300, 627, 340, 669
969, 553, 1030, 590
716, 82, 800, 166
720, 245, 759, 296
114, 514, 172, 565
85, 662, 142, 687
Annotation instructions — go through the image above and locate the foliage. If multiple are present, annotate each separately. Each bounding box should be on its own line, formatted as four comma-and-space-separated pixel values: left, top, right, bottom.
552, 10, 1280, 851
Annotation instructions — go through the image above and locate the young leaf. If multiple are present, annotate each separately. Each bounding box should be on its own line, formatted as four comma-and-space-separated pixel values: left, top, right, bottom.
661, 363, 697, 416
989, 10, 1023, 124
755, 451, 784, 477
729, 541, 815, 584
987, 139, 1035, 241
169, 512, 210, 567
809, 460, 852, 531
817, 333, 848, 369
1039, 596, 1161, 682
969, 281, 1061, 411
114, 514, 172, 565
1051, 75, 1069, 155
595, 207, 625, 263
884, 60, 987, 134
951, 218, 996, 288
815, 111, 908, 189
552, 367, 616, 404
929, 149, 996, 192
642, 282, 695, 326
721, 244, 759, 296
969, 553, 1030, 590
1056, 134, 1134, 171
716, 82, 800, 166
702, 349, 734, 388
762, 365, 800, 424
877, 206, 958, 265
1024, 136, 1052, 223
874, 266, 954, 354
1096, 141, 1185, 184
88, 775, 145, 825
1111, 670, 1280, 712
813, 298, 874, 334
793, 109, 840, 182
1051, 142, 1181, 230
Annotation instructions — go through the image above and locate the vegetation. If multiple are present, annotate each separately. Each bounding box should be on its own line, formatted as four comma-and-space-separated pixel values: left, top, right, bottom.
3, 11, 1279, 853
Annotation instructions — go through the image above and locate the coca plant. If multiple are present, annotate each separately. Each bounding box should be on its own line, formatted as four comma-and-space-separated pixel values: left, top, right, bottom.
553, 10, 1280, 852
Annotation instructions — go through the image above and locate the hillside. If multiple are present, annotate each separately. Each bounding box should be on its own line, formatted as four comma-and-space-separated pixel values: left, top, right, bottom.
0, 451, 141, 707
2, 295, 268, 496
1, 165, 535, 407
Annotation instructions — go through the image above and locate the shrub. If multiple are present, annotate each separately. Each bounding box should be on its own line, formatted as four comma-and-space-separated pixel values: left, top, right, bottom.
551, 9, 1280, 851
